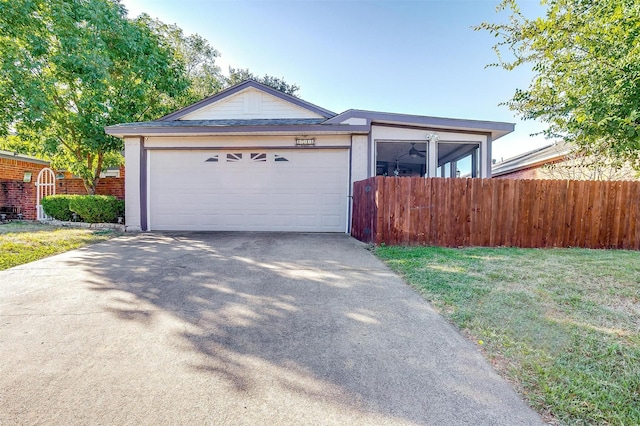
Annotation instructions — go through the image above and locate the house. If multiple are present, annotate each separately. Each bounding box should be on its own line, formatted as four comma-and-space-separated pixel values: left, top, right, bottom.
0, 150, 50, 220
105, 80, 514, 232
0, 150, 125, 220
492, 141, 638, 180
491, 142, 569, 179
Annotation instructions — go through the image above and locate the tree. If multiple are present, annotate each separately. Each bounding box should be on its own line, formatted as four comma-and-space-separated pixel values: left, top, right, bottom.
477, 0, 640, 169
0, 0, 190, 193
227, 67, 300, 96
541, 142, 636, 180
138, 15, 224, 103
138, 18, 300, 100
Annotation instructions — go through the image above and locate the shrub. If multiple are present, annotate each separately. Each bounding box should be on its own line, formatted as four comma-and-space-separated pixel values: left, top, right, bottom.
41, 195, 76, 221
115, 199, 125, 220
69, 195, 121, 223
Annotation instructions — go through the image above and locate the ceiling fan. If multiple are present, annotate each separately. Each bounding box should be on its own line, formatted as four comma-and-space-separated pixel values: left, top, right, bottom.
398, 143, 426, 159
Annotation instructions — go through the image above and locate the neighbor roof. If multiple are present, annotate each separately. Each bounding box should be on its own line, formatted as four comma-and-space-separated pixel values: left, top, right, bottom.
0, 150, 49, 165
492, 141, 570, 176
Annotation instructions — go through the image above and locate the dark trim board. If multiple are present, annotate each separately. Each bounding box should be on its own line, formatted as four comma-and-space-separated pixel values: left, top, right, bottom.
143, 145, 351, 151
347, 136, 354, 234
105, 124, 370, 137
486, 135, 493, 178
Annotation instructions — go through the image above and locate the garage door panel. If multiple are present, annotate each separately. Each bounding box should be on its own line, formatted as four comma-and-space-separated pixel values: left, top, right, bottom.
149, 149, 348, 231
322, 193, 342, 206
295, 215, 319, 227
322, 215, 342, 227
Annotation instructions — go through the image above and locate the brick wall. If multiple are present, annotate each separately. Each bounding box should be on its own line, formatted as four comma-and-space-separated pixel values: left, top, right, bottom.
1, 156, 125, 220
0, 180, 37, 220
0, 157, 49, 220
0, 156, 49, 181
494, 166, 543, 179
0, 175, 124, 220
56, 177, 124, 199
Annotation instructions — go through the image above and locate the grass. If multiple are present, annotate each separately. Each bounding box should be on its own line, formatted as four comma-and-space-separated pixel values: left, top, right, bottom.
0, 221, 119, 271
375, 245, 640, 425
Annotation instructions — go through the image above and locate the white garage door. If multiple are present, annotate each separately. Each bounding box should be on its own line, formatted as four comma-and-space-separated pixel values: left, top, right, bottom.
148, 149, 349, 232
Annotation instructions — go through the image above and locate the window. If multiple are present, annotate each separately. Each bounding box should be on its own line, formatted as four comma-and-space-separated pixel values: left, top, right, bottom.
437, 142, 480, 178
375, 141, 427, 177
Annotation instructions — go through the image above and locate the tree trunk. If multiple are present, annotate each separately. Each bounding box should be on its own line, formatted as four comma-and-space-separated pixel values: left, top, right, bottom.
83, 178, 98, 195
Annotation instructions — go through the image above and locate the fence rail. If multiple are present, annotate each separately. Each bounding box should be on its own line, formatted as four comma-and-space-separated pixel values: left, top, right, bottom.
351, 176, 640, 249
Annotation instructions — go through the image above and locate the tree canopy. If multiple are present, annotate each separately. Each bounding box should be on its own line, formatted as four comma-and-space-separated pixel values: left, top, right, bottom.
0, 0, 190, 193
139, 15, 224, 103
227, 67, 300, 96
478, 0, 640, 169
0, 0, 300, 194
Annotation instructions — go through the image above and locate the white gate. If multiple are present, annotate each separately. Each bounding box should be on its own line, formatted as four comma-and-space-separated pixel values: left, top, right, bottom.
36, 168, 56, 220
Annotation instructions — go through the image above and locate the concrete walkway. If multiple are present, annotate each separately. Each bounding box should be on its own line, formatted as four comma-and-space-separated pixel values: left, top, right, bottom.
0, 233, 543, 425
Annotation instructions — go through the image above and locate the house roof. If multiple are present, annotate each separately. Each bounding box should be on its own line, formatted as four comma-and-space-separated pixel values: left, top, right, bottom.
326, 109, 515, 140
0, 150, 49, 165
159, 80, 336, 121
492, 141, 571, 176
104, 80, 516, 140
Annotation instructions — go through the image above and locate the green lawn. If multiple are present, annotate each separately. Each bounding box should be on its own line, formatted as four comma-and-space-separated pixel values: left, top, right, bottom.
376, 245, 640, 425
0, 221, 119, 271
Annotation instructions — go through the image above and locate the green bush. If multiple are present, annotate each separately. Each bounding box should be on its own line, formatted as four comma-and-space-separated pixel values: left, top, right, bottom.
69, 195, 121, 223
115, 199, 125, 220
41, 195, 76, 221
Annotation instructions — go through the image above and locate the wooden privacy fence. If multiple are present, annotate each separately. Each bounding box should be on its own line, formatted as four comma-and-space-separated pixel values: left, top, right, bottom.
351, 176, 640, 249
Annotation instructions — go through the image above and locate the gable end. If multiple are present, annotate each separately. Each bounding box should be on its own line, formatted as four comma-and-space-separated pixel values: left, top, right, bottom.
160, 80, 336, 122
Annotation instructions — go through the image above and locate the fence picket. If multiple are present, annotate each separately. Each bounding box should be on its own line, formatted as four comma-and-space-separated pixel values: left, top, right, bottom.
351, 177, 639, 249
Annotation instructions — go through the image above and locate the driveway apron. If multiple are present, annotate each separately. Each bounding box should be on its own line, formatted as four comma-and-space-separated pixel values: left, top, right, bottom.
0, 233, 543, 425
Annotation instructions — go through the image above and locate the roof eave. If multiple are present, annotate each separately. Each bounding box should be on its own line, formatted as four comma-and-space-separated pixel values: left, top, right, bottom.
492, 154, 567, 176
326, 110, 515, 140
104, 124, 370, 138
0, 150, 50, 165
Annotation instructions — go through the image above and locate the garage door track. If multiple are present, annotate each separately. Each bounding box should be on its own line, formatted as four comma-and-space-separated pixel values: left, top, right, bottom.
0, 233, 543, 425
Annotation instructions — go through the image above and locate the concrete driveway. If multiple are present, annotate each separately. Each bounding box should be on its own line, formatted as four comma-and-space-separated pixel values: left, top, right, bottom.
0, 233, 543, 425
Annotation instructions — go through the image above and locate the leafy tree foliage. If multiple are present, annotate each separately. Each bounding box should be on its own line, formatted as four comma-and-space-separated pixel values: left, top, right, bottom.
539, 142, 636, 180
0, 0, 189, 193
138, 18, 300, 99
0, 0, 300, 194
138, 15, 224, 102
227, 67, 300, 96
478, 0, 640, 168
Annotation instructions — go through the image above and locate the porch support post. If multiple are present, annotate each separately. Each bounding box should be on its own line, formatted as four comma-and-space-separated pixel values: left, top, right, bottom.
471, 149, 478, 178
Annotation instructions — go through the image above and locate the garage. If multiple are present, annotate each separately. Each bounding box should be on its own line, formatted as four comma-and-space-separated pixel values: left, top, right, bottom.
105, 79, 510, 232
148, 148, 349, 232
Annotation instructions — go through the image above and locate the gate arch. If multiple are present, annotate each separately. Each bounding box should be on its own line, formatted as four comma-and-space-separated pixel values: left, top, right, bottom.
36, 168, 56, 220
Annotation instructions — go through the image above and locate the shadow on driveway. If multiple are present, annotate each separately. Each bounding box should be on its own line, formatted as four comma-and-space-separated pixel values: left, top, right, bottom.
0, 233, 542, 425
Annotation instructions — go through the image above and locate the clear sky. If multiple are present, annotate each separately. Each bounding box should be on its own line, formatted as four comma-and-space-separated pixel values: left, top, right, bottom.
121, 0, 551, 161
